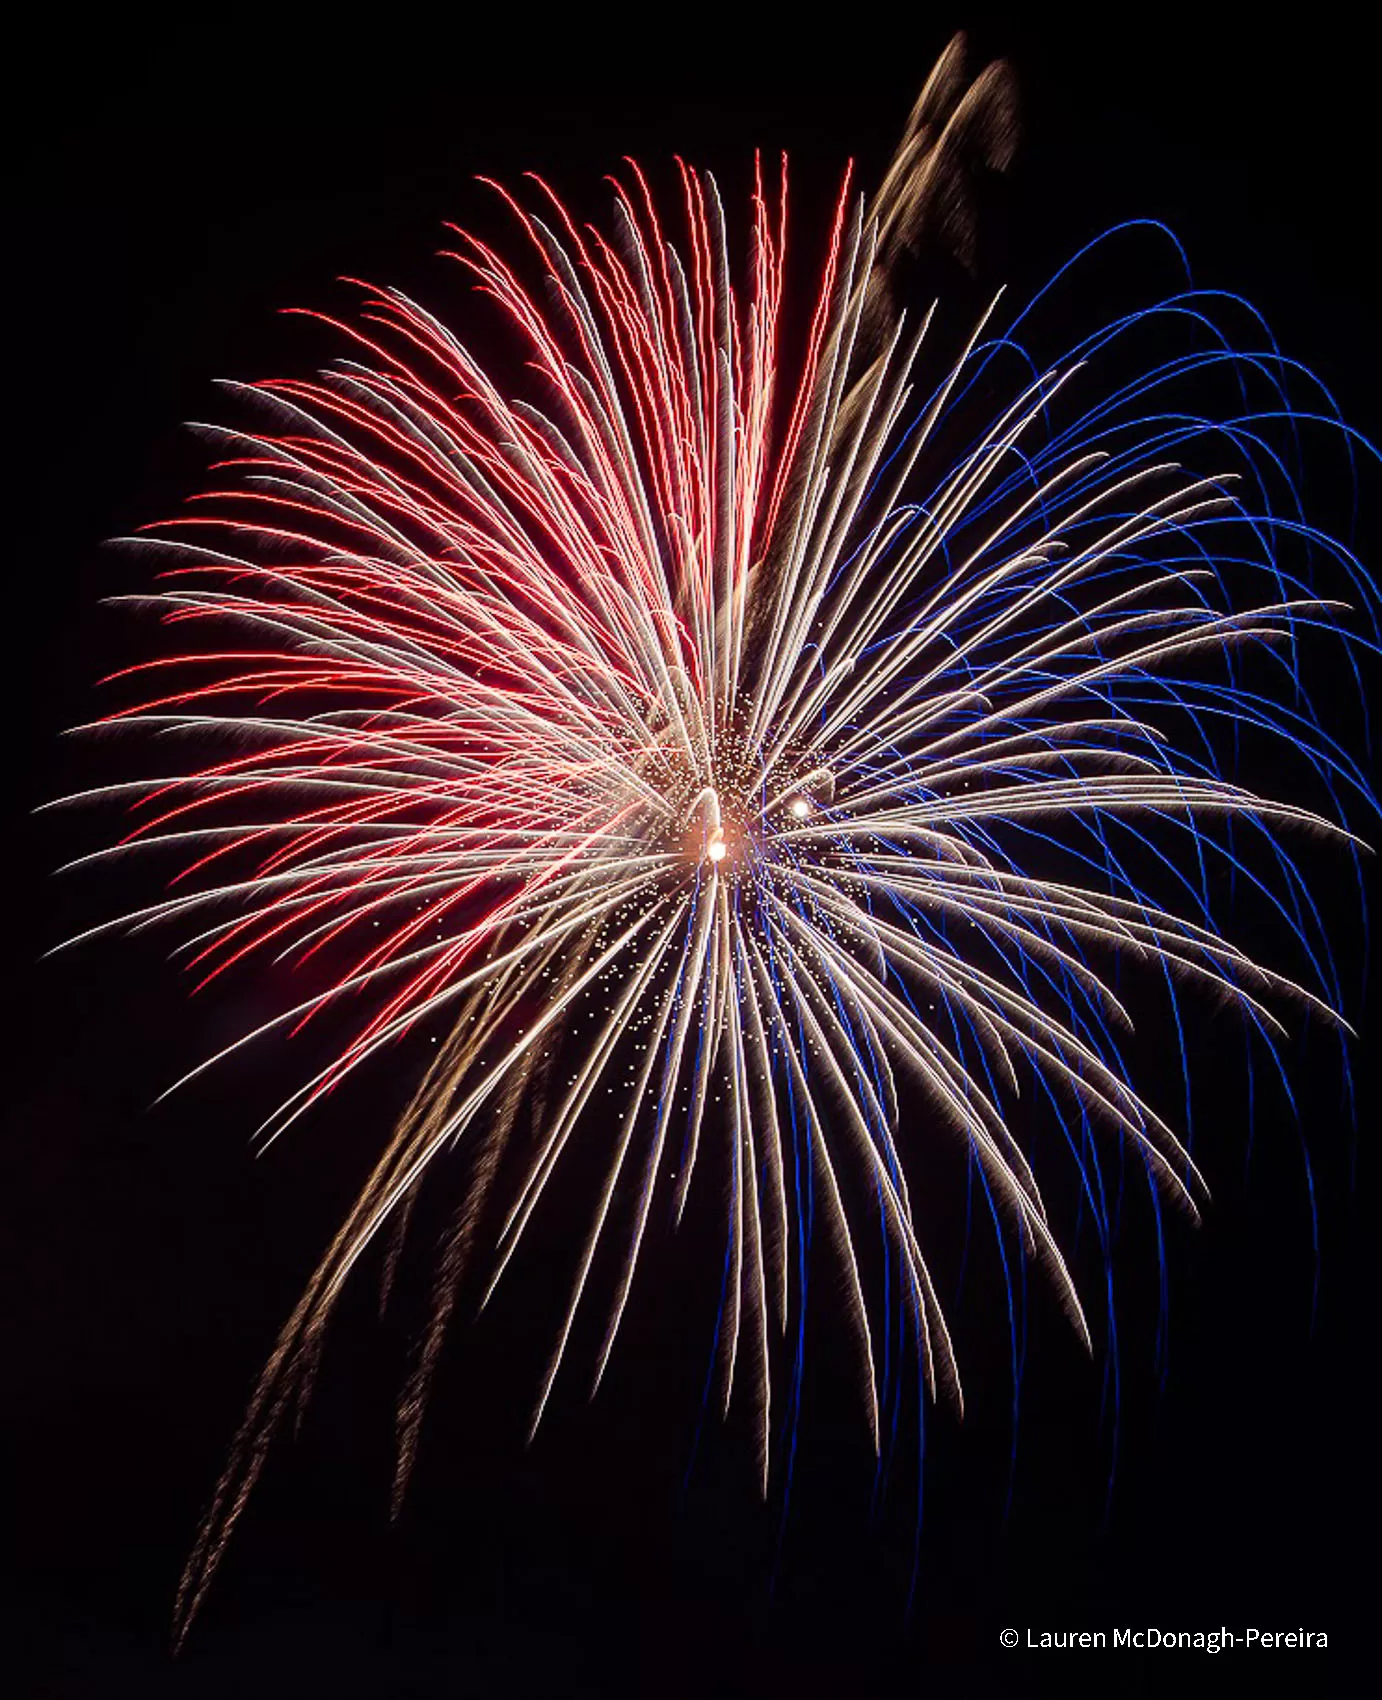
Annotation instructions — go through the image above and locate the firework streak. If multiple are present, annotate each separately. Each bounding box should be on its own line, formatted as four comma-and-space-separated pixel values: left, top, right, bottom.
54, 42, 1377, 1635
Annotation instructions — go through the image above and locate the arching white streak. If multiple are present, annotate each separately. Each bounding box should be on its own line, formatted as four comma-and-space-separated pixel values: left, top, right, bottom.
747, 260, 1005, 754
802, 469, 1228, 763
255, 366, 623, 646
840, 772, 1353, 846
761, 303, 940, 691
591, 879, 718, 1392
741, 931, 882, 1446
138, 442, 636, 696
757, 915, 916, 1249
762, 883, 1020, 1178
751, 308, 915, 738
758, 761, 842, 819
864, 855, 1335, 1018
767, 894, 1095, 1357
750, 919, 959, 1406
848, 575, 1304, 773
815, 857, 1140, 1034
723, 954, 773, 1495
779, 864, 1024, 1097
857, 838, 1346, 1035
835, 857, 1301, 1034
782, 874, 1206, 1216
713, 882, 746, 1419
761, 346, 1082, 764
196, 380, 501, 596
731, 922, 790, 1331
848, 751, 1178, 838
703, 175, 740, 737
888, 559, 1223, 733
761, 868, 914, 1175
97, 587, 673, 817
799, 289, 1007, 642
56, 798, 667, 887
671, 871, 733, 1225
832, 708, 1177, 814
823, 568, 1216, 795
485, 898, 694, 1311
746, 201, 874, 739
527, 896, 694, 1440
46, 828, 667, 966
821, 595, 1347, 787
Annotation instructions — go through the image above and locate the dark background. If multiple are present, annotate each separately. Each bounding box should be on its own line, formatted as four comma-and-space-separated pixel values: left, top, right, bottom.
5, 10, 1378, 1697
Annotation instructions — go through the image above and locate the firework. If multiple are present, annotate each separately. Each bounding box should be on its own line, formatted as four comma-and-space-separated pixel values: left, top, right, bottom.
54, 35, 1376, 1635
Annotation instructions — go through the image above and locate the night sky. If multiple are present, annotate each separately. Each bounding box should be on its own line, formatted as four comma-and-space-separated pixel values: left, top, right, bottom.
6, 12, 1378, 1697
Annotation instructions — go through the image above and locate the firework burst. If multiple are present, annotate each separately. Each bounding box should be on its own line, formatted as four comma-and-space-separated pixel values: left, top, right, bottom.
54, 36, 1377, 1635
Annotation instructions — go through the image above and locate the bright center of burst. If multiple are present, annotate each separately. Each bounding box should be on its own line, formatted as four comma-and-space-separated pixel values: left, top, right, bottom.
686, 783, 818, 868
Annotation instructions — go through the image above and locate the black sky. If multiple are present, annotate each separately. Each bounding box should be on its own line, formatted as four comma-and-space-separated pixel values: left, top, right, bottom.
5, 10, 1379, 1697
